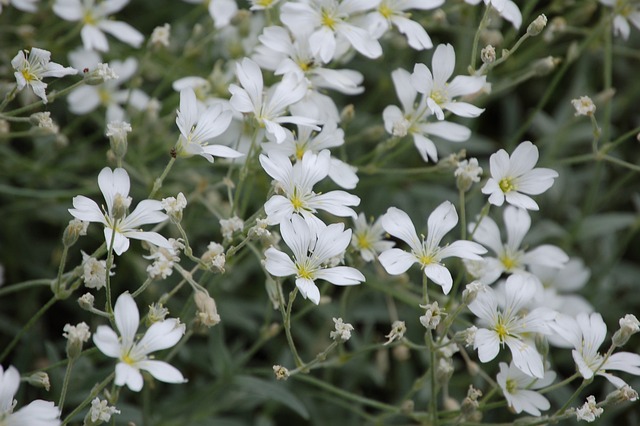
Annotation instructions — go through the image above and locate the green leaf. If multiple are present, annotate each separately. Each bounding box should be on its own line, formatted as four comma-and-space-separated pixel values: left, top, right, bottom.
232, 375, 310, 420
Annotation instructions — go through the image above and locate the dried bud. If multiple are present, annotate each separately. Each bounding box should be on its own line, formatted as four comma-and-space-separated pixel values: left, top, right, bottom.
150, 23, 171, 48
63, 322, 91, 360
78, 292, 95, 310
84, 63, 118, 85
605, 385, 639, 405
462, 281, 484, 304
527, 14, 547, 36
194, 291, 220, 327
384, 320, 406, 345
480, 45, 496, 64
161, 193, 187, 223
533, 56, 561, 76
106, 121, 131, 160
27, 372, 51, 391
455, 159, 483, 192
273, 365, 289, 381
330, 317, 354, 342
571, 96, 596, 117
419, 302, 444, 330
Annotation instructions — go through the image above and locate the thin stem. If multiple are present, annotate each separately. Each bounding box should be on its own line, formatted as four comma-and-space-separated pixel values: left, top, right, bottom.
0, 279, 51, 297
104, 225, 117, 317
471, 5, 492, 71
54, 246, 69, 297
58, 358, 75, 412
4, 79, 86, 117
132, 277, 153, 298
468, 202, 491, 240
289, 341, 339, 375
61, 373, 115, 425
281, 286, 304, 367
459, 189, 467, 240
149, 157, 176, 199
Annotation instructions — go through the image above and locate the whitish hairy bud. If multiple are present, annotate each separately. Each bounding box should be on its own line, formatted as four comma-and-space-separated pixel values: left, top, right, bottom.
85, 63, 118, 85
571, 96, 596, 117
194, 291, 220, 327
419, 302, 444, 330
533, 56, 561, 76
436, 357, 454, 382
481, 45, 496, 64
27, 372, 51, 391
112, 193, 131, 221
63, 322, 91, 360
455, 159, 483, 192
612, 314, 640, 347
605, 385, 639, 405
330, 317, 354, 342
78, 292, 95, 310
248, 218, 272, 242
84, 397, 120, 425
220, 216, 244, 241
576, 395, 603, 422
30, 111, 59, 134
150, 23, 171, 48
147, 303, 169, 324
384, 320, 406, 345
161, 193, 187, 223
462, 281, 484, 304
527, 14, 547, 36
106, 121, 131, 160
273, 365, 289, 381
81, 251, 113, 290
340, 104, 355, 124
63, 218, 88, 247
461, 385, 482, 417
201, 242, 226, 273
454, 325, 478, 347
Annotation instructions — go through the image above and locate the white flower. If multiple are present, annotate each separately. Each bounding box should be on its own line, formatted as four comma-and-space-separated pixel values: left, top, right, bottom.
481, 141, 559, 210
150, 23, 171, 47
219, 216, 244, 240
280, 0, 382, 63
411, 44, 486, 120
330, 317, 354, 341
0, 365, 61, 426
465, 0, 522, 29
69, 167, 171, 256
0, 0, 39, 13
455, 158, 483, 191
182, 0, 238, 29
63, 322, 91, 344
551, 312, 640, 388
351, 213, 395, 262
89, 398, 120, 423
497, 361, 555, 416
229, 58, 317, 144
176, 88, 242, 163
571, 96, 596, 116
53, 0, 144, 51
469, 206, 569, 285
383, 67, 473, 162
378, 202, 487, 294
384, 320, 406, 345
264, 215, 365, 305
259, 150, 360, 226
81, 251, 113, 290
419, 301, 443, 330
468, 274, 555, 378
93, 292, 187, 392
12, 48, 76, 103
365, 0, 443, 50
600, 0, 640, 40
161, 193, 187, 217
576, 395, 603, 422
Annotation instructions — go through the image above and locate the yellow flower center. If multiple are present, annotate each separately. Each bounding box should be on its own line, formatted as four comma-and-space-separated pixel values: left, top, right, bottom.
297, 264, 314, 280
505, 378, 518, 394
499, 254, 518, 271
295, 144, 306, 160
499, 177, 516, 193
321, 10, 338, 30
495, 321, 509, 342
356, 233, 372, 250
419, 254, 434, 266
121, 352, 135, 365
379, 4, 393, 19
430, 89, 448, 105
21, 68, 36, 83
83, 11, 97, 25
99, 88, 111, 104
256, 0, 273, 6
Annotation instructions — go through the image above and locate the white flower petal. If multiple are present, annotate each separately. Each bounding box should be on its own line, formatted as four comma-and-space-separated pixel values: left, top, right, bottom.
114, 292, 139, 348
295, 277, 320, 305
315, 266, 365, 285
137, 360, 187, 384
378, 248, 417, 275
115, 362, 143, 392
93, 325, 121, 358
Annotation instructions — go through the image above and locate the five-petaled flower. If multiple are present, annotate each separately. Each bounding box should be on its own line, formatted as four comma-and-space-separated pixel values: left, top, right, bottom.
93, 292, 187, 392
69, 167, 172, 255
12, 47, 76, 103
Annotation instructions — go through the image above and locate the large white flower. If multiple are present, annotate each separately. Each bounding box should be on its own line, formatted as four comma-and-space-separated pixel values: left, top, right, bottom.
69, 167, 171, 256
378, 202, 487, 294
599, 0, 640, 40
11, 48, 76, 103
259, 150, 360, 226
175, 88, 242, 163
383, 67, 473, 162
93, 292, 187, 392
351, 212, 395, 262
365, 0, 444, 50
53, 0, 144, 52
497, 361, 556, 416
469, 206, 568, 285
551, 312, 640, 388
0, 0, 39, 14
468, 274, 555, 378
0, 365, 61, 426
482, 141, 558, 211
411, 43, 486, 121
181, 0, 238, 29
229, 58, 318, 144
264, 215, 365, 304
280, 0, 382, 63
464, 0, 522, 28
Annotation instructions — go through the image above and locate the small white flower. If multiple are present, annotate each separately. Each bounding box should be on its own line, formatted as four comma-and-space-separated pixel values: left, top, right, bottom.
497, 361, 555, 416
161, 193, 187, 218
105, 121, 131, 140
93, 292, 187, 392
63, 322, 91, 344
411, 44, 486, 121
384, 320, 406, 345
482, 141, 559, 210
219, 216, 244, 240
264, 215, 365, 305
69, 167, 171, 256
202, 242, 226, 273
378, 202, 487, 294
53, 0, 144, 51
571, 96, 596, 116
176, 88, 241, 163
351, 213, 395, 262
12, 48, 76, 103
89, 398, 120, 423
455, 158, 483, 191
330, 318, 354, 342
576, 395, 602, 422
150, 23, 171, 47
419, 301, 444, 330
0, 365, 61, 426
81, 251, 113, 290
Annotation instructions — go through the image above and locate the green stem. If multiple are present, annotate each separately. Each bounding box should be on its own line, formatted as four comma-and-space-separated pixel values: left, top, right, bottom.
4, 79, 86, 117
0, 279, 51, 297
149, 157, 176, 199
470, 5, 493, 71
468, 202, 490, 240
459, 189, 467, 240
0, 296, 56, 364
132, 277, 153, 298
58, 358, 75, 412
54, 246, 69, 297
61, 372, 115, 425
105, 226, 117, 317
281, 286, 304, 367
290, 341, 339, 375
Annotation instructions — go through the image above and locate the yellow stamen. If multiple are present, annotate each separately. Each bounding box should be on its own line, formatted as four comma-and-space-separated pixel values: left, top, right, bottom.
379, 4, 393, 19
321, 10, 337, 30
499, 177, 516, 193
357, 234, 371, 250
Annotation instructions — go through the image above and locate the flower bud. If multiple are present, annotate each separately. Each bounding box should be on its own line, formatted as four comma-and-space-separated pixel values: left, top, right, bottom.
533, 56, 561, 76
340, 104, 355, 124
194, 290, 221, 327
62, 219, 89, 247
27, 372, 51, 391
527, 14, 547, 36
63, 322, 91, 360
106, 121, 131, 161
162, 193, 187, 223
605, 385, 639, 405
571, 96, 596, 117
462, 281, 484, 304
111, 193, 131, 221
78, 292, 95, 310
84, 63, 118, 85
612, 314, 639, 347
384, 320, 406, 345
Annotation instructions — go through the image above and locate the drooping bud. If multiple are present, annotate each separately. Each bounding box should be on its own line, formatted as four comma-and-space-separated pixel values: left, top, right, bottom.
194, 290, 221, 327
27, 372, 51, 391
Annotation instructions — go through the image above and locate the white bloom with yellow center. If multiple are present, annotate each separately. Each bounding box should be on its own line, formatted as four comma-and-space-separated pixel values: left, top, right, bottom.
496, 361, 555, 416
600, 0, 640, 40
378, 202, 487, 294
0, 365, 61, 426
93, 292, 187, 392
481, 141, 558, 210
11, 48, 76, 103
351, 213, 395, 262
464, 0, 522, 29
468, 274, 555, 378
264, 216, 365, 305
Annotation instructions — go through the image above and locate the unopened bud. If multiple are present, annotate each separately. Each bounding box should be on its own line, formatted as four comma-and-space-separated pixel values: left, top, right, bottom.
535, 334, 549, 358
612, 314, 639, 347
27, 372, 51, 391
63, 219, 89, 247
106, 121, 131, 160
78, 292, 95, 310
462, 281, 484, 304
194, 290, 220, 327
63, 322, 91, 360
340, 104, 355, 124
527, 14, 547, 36
112, 193, 131, 221
605, 385, 639, 405
400, 399, 414, 414
533, 56, 561, 76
